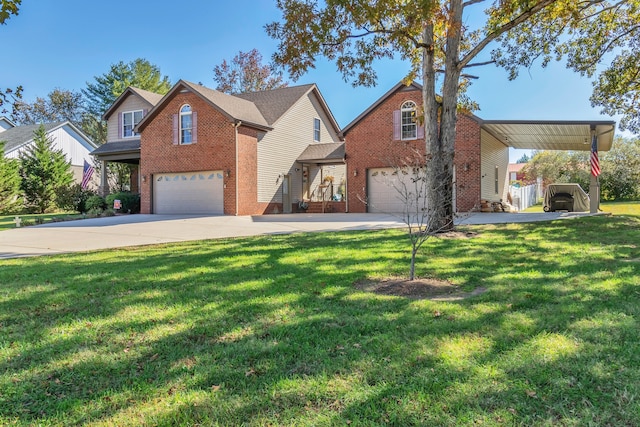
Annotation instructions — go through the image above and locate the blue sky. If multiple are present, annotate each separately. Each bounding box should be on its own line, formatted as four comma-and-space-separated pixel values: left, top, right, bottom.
1, 0, 622, 162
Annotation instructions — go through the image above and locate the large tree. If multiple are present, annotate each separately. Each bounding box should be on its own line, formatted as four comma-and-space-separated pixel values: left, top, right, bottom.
0, 0, 21, 24
83, 58, 172, 136
213, 49, 288, 94
600, 137, 640, 200
12, 88, 85, 126
267, 0, 638, 231
19, 125, 74, 213
0, 85, 23, 118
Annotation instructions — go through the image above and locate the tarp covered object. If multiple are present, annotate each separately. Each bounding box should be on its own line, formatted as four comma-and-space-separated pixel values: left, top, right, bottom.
543, 183, 590, 212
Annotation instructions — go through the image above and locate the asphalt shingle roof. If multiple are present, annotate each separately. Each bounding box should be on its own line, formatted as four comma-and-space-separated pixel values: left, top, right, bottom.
235, 84, 315, 126
296, 142, 345, 163
91, 139, 140, 155
0, 122, 65, 153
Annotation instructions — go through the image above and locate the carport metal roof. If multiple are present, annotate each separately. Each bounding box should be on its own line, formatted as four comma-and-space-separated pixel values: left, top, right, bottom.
480, 120, 616, 151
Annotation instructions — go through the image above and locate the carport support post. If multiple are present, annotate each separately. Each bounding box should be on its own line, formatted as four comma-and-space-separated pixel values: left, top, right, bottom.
589, 128, 599, 214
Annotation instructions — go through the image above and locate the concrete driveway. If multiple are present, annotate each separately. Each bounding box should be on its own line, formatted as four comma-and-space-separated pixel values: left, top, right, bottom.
0, 211, 601, 259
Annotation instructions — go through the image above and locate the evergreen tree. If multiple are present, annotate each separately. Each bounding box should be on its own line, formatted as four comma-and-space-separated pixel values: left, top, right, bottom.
0, 141, 22, 214
19, 125, 74, 213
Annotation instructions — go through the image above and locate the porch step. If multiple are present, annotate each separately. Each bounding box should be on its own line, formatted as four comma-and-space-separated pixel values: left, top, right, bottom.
302, 201, 346, 214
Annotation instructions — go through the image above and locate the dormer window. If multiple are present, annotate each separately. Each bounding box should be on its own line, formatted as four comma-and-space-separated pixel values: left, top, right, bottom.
180, 104, 193, 144
401, 101, 417, 140
122, 110, 143, 138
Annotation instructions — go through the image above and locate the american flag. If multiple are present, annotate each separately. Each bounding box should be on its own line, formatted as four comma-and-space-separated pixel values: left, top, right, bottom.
82, 160, 94, 189
591, 135, 601, 177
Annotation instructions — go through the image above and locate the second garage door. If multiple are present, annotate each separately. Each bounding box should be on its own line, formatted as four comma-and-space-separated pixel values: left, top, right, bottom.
153, 171, 224, 214
367, 167, 426, 213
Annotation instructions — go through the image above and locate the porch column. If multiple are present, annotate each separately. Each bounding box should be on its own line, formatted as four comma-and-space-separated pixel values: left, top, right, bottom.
589, 127, 600, 214
99, 160, 109, 197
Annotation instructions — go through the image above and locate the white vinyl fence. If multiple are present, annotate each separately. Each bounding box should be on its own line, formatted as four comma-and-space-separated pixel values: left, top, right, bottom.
509, 182, 541, 211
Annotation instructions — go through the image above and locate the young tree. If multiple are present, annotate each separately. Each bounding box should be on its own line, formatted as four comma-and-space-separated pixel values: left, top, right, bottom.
12, 88, 85, 126
213, 49, 288, 94
0, 142, 22, 214
365, 151, 450, 280
19, 125, 74, 213
266, 0, 638, 231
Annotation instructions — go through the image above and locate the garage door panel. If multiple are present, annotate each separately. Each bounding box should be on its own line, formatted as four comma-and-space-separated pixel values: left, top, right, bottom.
153, 171, 224, 214
367, 168, 427, 214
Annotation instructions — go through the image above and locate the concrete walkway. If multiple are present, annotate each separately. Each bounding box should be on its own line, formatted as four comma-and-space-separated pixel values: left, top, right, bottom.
0, 211, 603, 259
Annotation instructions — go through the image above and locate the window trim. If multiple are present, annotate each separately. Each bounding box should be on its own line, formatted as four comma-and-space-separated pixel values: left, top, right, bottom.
400, 101, 417, 140
179, 104, 193, 145
122, 110, 143, 138
313, 118, 321, 142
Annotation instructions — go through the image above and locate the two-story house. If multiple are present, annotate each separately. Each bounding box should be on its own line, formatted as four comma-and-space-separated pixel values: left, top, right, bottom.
91, 87, 164, 194
94, 80, 343, 215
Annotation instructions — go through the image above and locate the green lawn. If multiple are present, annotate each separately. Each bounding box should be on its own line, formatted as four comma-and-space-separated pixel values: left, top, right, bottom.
0, 212, 80, 231
522, 200, 640, 214
1, 212, 639, 425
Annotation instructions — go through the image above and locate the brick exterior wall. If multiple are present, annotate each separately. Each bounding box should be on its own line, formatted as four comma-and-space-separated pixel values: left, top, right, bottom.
139, 91, 251, 215
344, 86, 481, 213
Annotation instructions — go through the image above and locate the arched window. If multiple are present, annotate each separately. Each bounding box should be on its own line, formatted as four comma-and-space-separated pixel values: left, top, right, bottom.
180, 104, 193, 144
401, 101, 417, 140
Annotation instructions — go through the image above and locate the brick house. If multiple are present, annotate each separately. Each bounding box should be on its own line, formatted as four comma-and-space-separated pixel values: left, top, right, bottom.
93, 80, 343, 215
340, 82, 510, 213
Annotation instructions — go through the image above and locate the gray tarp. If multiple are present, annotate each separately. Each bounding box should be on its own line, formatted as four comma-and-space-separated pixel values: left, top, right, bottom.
543, 183, 590, 212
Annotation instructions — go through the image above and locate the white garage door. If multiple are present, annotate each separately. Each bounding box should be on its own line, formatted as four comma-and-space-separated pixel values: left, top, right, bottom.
153, 171, 224, 214
367, 168, 426, 213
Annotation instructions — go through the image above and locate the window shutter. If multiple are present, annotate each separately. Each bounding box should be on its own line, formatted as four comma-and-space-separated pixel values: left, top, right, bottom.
118, 113, 122, 139
143, 109, 148, 116
172, 114, 179, 145
393, 110, 401, 140
192, 111, 197, 144
417, 123, 425, 139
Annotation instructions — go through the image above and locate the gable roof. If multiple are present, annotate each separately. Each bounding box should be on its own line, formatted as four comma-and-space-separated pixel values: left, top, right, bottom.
235, 84, 341, 134
136, 80, 272, 132
102, 86, 165, 121
340, 81, 482, 137
0, 121, 98, 154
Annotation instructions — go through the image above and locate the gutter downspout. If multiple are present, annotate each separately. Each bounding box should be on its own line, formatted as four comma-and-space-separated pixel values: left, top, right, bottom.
234, 121, 242, 216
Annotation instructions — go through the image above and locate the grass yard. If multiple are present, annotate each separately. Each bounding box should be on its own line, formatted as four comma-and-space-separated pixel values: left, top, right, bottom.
0, 213, 80, 231
1, 212, 639, 426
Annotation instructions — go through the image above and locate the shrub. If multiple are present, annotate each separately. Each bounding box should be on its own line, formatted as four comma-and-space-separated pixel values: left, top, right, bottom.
56, 184, 99, 213
85, 195, 107, 212
106, 192, 140, 214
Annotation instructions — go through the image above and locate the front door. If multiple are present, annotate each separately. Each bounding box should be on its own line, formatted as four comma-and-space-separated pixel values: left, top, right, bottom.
282, 174, 292, 213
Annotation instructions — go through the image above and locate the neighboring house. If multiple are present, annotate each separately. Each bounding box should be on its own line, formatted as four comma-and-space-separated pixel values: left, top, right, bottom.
93, 80, 343, 215
0, 119, 98, 186
340, 82, 509, 213
91, 87, 165, 194
508, 163, 527, 183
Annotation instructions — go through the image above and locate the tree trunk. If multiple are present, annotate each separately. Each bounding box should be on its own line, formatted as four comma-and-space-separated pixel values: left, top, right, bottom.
423, 0, 463, 233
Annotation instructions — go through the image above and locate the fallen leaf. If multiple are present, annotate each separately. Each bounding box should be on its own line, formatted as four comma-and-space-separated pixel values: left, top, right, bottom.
245, 368, 256, 377
526, 390, 537, 398
211, 385, 221, 392
433, 311, 441, 318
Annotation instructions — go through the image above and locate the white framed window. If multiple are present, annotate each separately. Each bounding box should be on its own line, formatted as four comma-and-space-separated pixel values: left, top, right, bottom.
122, 110, 143, 138
314, 118, 321, 142
401, 101, 417, 140
180, 104, 193, 144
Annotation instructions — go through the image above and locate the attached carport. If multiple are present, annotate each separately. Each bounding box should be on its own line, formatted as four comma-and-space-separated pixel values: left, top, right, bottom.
480, 120, 616, 213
